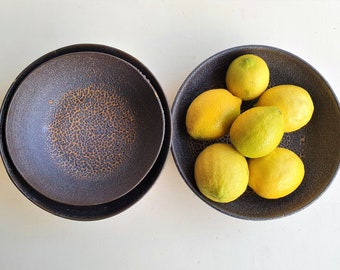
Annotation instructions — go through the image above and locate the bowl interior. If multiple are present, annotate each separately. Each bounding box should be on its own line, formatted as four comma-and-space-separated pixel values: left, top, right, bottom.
171, 45, 340, 220
4, 51, 165, 206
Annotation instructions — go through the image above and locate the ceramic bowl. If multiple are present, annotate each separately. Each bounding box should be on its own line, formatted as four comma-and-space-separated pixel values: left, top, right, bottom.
0, 44, 171, 220
171, 45, 340, 220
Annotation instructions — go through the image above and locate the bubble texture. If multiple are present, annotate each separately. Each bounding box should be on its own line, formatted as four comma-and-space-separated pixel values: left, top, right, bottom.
48, 85, 136, 180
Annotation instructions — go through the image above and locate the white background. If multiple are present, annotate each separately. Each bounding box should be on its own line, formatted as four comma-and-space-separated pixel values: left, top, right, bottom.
0, 1, 339, 269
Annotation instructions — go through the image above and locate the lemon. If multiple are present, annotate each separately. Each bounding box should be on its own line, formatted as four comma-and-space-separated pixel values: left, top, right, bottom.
248, 147, 305, 199
257, 84, 314, 132
194, 143, 249, 203
229, 106, 284, 158
226, 54, 270, 100
185, 89, 242, 140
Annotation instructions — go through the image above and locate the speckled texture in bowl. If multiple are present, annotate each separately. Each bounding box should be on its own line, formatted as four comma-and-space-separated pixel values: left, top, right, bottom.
0, 44, 171, 220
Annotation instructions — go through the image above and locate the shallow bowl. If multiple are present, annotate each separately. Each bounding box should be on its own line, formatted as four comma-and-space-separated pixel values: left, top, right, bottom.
0, 44, 170, 220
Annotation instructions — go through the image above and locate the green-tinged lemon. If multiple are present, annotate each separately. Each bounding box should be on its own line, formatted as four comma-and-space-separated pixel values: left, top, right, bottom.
226, 54, 270, 100
194, 143, 249, 203
229, 106, 284, 158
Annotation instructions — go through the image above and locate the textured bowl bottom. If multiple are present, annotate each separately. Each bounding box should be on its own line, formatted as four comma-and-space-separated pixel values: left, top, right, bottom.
3, 46, 165, 207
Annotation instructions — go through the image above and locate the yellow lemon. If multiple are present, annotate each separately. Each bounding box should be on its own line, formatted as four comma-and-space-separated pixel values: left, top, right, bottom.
248, 147, 305, 199
185, 89, 242, 140
226, 54, 270, 100
229, 106, 284, 158
194, 143, 249, 203
257, 84, 314, 132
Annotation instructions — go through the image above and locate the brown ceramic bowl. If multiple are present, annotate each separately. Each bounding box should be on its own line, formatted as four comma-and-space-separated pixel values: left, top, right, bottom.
171, 45, 340, 220
0, 44, 171, 220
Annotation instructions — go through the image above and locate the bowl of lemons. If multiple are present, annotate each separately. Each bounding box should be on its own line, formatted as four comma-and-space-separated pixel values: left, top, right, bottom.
171, 45, 340, 220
